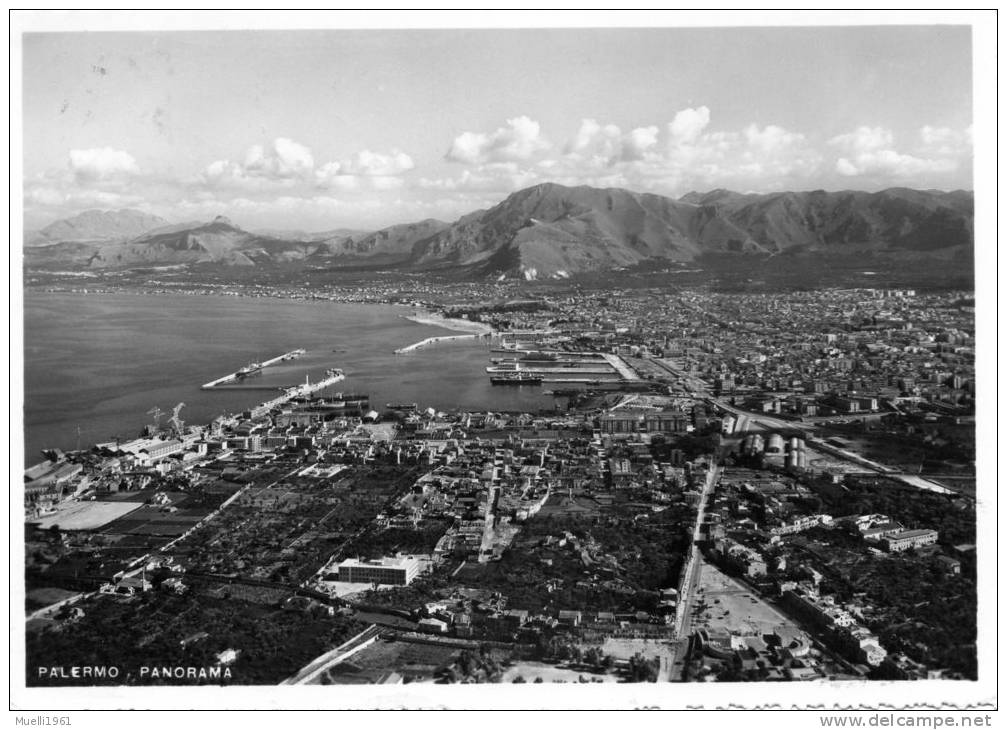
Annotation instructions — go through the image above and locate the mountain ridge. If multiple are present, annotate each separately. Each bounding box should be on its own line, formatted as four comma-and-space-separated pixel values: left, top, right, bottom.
25, 184, 973, 278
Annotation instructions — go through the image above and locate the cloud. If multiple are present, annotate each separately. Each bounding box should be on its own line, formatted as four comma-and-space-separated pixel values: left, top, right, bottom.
829, 125, 967, 178
668, 106, 711, 144
68, 147, 139, 182
563, 120, 658, 163
828, 126, 893, 154
918, 125, 972, 157
445, 116, 550, 164
428, 108, 826, 196
25, 183, 143, 209
203, 137, 315, 189
338, 149, 414, 177
621, 126, 659, 161
559, 109, 819, 192
314, 149, 414, 189
834, 150, 957, 178
565, 119, 621, 158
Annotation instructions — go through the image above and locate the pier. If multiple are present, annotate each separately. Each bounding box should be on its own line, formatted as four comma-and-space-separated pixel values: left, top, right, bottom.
201, 349, 306, 389
486, 364, 615, 375
395, 333, 482, 354
249, 370, 346, 418
600, 353, 642, 381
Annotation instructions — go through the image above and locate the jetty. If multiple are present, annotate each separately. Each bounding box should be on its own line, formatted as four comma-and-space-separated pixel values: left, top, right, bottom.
249, 370, 346, 418
395, 333, 482, 354
201, 349, 306, 389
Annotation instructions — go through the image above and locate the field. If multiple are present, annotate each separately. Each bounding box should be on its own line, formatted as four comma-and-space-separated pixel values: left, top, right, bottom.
25, 587, 80, 612
27, 589, 366, 686
168, 462, 420, 584
32, 500, 145, 531
318, 637, 459, 684
501, 661, 616, 683
690, 559, 804, 637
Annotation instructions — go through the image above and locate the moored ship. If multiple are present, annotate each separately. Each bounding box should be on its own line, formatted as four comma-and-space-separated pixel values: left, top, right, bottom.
490, 372, 543, 385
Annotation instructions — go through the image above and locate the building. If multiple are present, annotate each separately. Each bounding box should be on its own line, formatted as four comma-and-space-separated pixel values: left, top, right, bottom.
644, 411, 691, 434
333, 555, 420, 586
882, 529, 939, 553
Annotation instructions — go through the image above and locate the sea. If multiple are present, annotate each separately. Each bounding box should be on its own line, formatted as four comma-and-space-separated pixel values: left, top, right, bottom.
22, 291, 555, 465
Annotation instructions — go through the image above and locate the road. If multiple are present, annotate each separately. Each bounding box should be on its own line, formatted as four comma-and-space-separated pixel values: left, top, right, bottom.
708, 398, 806, 434
281, 624, 382, 685
674, 461, 720, 640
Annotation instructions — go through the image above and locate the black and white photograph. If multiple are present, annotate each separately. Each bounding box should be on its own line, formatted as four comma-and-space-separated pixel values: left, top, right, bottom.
10, 10, 998, 715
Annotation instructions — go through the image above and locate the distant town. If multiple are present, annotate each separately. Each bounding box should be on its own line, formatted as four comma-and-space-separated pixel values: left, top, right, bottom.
23, 277, 976, 685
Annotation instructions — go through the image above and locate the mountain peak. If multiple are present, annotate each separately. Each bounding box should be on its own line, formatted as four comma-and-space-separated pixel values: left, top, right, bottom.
35, 208, 169, 244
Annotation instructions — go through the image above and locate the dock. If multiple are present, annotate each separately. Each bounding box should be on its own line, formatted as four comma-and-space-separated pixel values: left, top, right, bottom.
395, 333, 481, 354
487, 365, 615, 375
249, 370, 346, 418
202, 349, 306, 389
600, 353, 642, 381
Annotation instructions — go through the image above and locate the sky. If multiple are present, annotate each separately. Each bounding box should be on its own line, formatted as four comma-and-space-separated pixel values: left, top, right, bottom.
20, 24, 974, 231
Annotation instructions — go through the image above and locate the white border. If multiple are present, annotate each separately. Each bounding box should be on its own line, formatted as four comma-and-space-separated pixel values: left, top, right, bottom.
8, 9, 1000, 713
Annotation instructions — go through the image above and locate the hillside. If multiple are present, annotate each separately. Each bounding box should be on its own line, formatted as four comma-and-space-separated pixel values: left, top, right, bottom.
28, 209, 168, 246
24, 184, 973, 278
409, 183, 971, 278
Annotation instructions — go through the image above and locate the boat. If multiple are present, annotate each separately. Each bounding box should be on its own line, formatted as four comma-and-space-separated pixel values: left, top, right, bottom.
386, 402, 418, 411
491, 373, 543, 385
236, 362, 263, 378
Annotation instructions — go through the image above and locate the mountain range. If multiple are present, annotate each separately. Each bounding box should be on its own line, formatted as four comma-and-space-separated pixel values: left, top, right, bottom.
24, 184, 973, 278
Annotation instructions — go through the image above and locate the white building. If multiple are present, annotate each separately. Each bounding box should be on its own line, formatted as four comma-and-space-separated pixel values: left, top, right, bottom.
332, 555, 420, 586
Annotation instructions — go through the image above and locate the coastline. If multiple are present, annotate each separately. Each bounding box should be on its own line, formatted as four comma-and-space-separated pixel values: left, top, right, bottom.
403, 311, 495, 335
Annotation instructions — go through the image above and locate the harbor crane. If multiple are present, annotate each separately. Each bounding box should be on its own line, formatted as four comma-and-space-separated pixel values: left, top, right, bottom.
169, 402, 186, 437
146, 406, 164, 433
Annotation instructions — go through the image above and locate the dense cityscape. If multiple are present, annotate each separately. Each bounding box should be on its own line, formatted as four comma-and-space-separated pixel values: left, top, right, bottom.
17, 16, 992, 717
24, 280, 977, 685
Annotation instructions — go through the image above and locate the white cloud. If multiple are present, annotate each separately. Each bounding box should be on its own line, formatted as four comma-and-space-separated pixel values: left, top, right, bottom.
315, 149, 414, 189
828, 126, 893, 154
68, 147, 139, 182
25, 183, 143, 209
430, 108, 825, 196
829, 124, 967, 178
834, 149, 957, 178
339, 149, 414, 177
445, 116, 550, 164
918, 125, 972, 157
621, 126, 659, 161
203, 137, 315, 189
668, 106, 711, 144
565, 119, 621, 158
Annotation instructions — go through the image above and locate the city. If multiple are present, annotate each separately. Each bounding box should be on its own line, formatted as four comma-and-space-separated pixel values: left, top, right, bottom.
14, 14, 992, 716
24, 282, 976, 685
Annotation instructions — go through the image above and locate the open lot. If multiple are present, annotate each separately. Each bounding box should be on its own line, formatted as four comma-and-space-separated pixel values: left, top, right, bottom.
691, 559, 805, 637
31, 500, 144, 531
501, 661, 616, 683
320, 637, 457, 684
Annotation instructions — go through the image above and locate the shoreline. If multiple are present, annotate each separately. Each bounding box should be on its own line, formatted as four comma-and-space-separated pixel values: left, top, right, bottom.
402, 311, 495, 335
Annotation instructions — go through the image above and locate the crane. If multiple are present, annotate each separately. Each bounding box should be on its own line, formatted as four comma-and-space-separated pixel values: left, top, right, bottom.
169, 402, 186, 438
146, 406, 164, 434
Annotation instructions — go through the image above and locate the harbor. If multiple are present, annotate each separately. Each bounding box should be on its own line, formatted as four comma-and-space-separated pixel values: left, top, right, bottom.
201, 349, 306, 389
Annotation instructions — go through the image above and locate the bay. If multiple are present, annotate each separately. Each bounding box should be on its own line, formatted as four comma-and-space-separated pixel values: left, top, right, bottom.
22, 291, 554, 465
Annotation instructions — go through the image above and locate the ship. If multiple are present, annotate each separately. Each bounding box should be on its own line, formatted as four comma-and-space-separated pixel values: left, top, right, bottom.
236, 362, 263, 379
386, 402, 418, 411
490, 372, 543, 385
